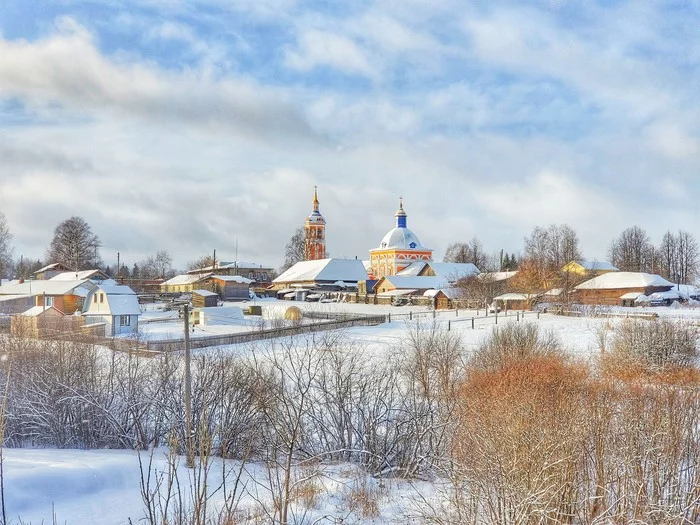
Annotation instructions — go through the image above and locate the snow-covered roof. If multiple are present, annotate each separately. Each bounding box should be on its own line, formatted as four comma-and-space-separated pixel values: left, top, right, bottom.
479, 271, 518, 282
210, 275, 253, 284
635, 294, 650, 303
187, 261, 268, 274
423, 288, 463, 299
193, 289, 218, 297
676, 284, 700, 299
575, 272, 674, 290
105, 295, 141, 316
20, 306, 63, 317
544, 288, 563, 297
273, 258, 368, 284
34, 263, 72, 274
49, 270, 105, 281
427, 262, 480, 280
162, 273, 213, 286
0, 280, 90, 296
98, 284, 136, 295
575, 260, 618, 271
377, 276, 447, 290
396, 262, 428, 276
620, 292, 643, 300
648, 290, 682, 301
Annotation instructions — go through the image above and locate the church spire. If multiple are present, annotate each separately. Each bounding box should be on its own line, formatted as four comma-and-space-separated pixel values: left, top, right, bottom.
313, 186, 319, 212
395, 196, 407, 228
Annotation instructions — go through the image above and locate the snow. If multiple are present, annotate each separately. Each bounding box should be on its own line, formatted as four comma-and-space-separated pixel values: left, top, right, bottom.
575, 271, 674, 289
19, 305, 61, 317
105, 294, 142, 316
575, 260, 618, 271
378, 275, 448, 290
273, 258, 368, 284
0, 279, 90, 296
193, 289, 218, 297
49, 270, 104, 281
479, 270, 518, 282
210, 275, 253, 284
161, 273, 212, 286
375, 226, 426, 250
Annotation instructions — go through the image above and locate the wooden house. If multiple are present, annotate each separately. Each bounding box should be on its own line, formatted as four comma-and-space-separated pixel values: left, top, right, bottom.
207, 275, 252, 301
423, 288, 463, 309
572, 272, 674, 306
192, 289, 219, 308
160, 273, 213, 294
373, 275, 445, 295
32, 262, 73, 280
272, 258, 367, 291
0, 279, 93, 314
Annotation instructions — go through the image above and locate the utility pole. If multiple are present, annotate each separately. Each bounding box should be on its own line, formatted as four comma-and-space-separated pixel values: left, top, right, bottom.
183, 304, 194, 468
117, 252, 120, 283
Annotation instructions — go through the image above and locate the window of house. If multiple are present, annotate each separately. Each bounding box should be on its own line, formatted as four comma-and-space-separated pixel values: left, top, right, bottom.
100, 293, 104, 303
45, 296, 54, 307
120, 315, 130, 326
93, 294, 97, 303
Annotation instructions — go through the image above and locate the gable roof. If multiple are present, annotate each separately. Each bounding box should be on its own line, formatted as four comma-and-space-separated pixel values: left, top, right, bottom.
575, 272, 674, 290
376, 275, 447, 291
210, 275, 253, 284
34, 262, 73, 274
20, 305, 64, 317
478, 271, 518, 282
273, 258, 368, 284
570, 260, 619, 271
49, 269, 108, 281
162, 273, 213, 286
0, 280, 91, 296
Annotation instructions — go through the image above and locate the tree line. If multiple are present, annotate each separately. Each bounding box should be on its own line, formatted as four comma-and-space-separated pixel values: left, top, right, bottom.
444, 223, 700, 284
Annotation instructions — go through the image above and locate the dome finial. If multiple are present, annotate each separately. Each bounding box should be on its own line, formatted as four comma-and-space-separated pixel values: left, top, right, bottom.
313, 186, 319, 212
395, 197, 407, 227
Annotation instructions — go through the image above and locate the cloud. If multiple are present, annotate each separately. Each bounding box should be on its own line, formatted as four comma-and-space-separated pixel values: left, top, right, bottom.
284, 30, 376, 79
0, 17, 319, 145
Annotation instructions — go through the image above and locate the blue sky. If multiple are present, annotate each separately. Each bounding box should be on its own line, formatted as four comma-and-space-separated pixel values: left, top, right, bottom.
0, 0, 699, 270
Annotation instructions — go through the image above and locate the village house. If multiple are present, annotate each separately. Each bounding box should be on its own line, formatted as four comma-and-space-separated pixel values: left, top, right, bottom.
82, 282, 141, 337
0, 279, 93, 314
572, 272, 675, 306
272, 258, 368, 299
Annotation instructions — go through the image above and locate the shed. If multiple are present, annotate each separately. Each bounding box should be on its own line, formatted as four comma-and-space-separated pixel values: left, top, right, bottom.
10, 306, 83, 338
193, 306, 245, 326
192, 289, 219, 308
207, 275, 253, 301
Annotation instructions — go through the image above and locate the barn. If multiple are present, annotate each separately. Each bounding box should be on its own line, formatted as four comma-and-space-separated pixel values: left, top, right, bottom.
573, 272, 675, 306
192, 289, 219, 308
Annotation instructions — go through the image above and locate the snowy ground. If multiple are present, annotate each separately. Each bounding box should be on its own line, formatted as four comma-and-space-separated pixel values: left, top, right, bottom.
7, 300, 700, 523
2, 448, 435, 524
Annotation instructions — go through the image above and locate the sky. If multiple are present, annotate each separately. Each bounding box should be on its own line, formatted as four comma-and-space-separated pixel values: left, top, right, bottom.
0, 0, 699, 271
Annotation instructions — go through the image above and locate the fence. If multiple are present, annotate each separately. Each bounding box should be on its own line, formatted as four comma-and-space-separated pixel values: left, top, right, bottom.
144, 313, 386, 353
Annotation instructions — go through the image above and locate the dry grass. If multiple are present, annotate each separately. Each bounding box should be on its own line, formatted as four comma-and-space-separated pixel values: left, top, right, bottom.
344, 476, 384, 519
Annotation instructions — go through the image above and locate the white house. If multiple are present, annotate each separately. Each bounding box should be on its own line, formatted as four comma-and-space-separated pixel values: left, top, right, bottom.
82, 281, 141, 337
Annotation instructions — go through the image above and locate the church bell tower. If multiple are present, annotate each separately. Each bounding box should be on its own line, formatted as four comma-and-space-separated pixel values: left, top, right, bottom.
304, 186, 326, 260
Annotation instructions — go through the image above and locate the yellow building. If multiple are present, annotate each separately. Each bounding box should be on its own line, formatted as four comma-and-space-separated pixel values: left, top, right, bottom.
561, 260, 618, 277
369, 199, 433, 279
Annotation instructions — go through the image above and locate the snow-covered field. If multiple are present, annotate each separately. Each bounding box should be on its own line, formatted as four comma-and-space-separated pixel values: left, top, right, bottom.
5, 300, 700, 524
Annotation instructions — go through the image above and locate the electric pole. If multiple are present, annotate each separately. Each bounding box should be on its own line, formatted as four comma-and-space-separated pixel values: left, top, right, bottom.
183, 304, 194, 468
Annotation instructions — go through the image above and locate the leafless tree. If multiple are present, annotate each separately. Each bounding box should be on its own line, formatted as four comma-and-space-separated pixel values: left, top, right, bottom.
659, 230, 700, 284
281, 227, 305, 272
444, 237, 488, 270
45, 216, 102, 270
0, 213, 13, 282
524, 224, 582, 272
608, 225, 654, 272
186, 254, 215, 272
140, 250, 174, 279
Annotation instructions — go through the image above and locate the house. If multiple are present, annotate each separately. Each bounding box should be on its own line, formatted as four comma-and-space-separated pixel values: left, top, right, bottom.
272, 258, 368, 295
423, 288, 463, 309
373, 275, 446, 296
187, 261, 275, 284
492, 293, 537, 311
10, 306, 69, 338
561, 260, 618, 277
192, 290, 219, 308
207, 275, 253, 301
82, 282, 141, 337
160, 273, 213, 294
49, 269, 109, 282
573, 272, 674, 306
32, 262, 74, 280
0, 279, 93, 314
397, 261, 480, 280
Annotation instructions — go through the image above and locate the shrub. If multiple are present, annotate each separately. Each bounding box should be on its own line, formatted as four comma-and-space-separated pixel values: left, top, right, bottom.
470, 322, 561, 371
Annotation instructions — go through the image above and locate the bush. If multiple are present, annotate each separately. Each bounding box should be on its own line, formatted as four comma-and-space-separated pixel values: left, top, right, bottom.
470, 322, 561, 371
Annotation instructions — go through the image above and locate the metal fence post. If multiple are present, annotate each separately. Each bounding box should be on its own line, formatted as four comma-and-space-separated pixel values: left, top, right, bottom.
410, 311, 413, 321
471, 318, 475, 329
448, 320, 451, 331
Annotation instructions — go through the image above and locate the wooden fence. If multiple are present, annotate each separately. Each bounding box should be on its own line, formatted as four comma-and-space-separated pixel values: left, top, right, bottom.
144, 313, 386, 353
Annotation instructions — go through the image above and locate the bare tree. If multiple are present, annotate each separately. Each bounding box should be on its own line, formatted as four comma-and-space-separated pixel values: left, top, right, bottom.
0, 213, 13, 282
186, 254, 215, 272
140, 250, 174, 279
524, 224, 581, 272
444, 237, 487, 270
281, 227, 305, 272
608, 226, 653, 273
46, 216, 102, 270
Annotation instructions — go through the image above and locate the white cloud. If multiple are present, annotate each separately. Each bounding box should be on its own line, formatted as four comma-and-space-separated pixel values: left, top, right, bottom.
284, 30, 376, 78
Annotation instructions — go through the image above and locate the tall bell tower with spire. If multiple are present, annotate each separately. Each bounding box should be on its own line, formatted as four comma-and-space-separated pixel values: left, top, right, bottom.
304, 186, 326, 260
